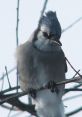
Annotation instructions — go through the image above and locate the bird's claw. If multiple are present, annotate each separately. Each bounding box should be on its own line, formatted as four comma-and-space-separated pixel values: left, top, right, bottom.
46, 80, 58, 93
28, 88, 36, 99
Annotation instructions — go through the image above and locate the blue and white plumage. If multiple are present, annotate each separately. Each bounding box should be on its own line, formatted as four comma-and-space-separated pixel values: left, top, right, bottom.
16, 11, 67, 117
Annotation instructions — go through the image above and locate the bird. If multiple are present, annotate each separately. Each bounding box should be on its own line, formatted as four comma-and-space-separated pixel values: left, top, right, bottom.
16, 11, 67, 117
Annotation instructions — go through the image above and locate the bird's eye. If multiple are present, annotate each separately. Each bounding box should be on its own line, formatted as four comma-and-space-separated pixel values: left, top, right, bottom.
43, 32, 49, 38
49, 33, 55, 38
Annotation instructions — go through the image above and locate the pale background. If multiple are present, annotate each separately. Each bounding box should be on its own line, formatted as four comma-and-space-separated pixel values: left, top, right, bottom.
0, 0, 82, 117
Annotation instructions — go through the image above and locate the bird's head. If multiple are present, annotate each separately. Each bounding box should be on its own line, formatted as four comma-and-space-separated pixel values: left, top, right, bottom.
35, 11, 62, 46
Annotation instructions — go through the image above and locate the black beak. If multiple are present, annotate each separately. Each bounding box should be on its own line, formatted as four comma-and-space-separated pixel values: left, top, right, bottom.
48, 33, 62, 46
57, 40, 62, 46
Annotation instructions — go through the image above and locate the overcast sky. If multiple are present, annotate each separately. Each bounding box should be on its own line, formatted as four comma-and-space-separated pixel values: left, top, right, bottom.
0, 0, 82, 117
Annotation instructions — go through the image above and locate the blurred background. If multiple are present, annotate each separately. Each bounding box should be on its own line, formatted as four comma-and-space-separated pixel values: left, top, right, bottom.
0, 0, 82, 117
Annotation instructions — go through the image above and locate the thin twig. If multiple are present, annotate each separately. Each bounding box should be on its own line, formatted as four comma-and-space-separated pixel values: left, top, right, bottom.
0, 86, 20, 94
5, 66, 11, 88
73, 83, 82, 89
62, 17, 82, 33
63, 94, 82, 101
65, 88, 82, 92
65, 80, 82, 94
16, 0, 20, 46
0, 92, 27, 105
66, 107, 82, 116
16, 0, 20, 93
1, 74, 5, 91
40, 0, 48, 19
38, 0, 48, 27
0, 75, 82, 105
0, 67, 16, 81
72, 70, 80, 79
66, 57, 82, 79
0, 1, 82, 116
0, 93, 36, 116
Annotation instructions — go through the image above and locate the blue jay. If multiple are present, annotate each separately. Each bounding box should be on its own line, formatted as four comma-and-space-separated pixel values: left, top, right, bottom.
16, 11, 67, 117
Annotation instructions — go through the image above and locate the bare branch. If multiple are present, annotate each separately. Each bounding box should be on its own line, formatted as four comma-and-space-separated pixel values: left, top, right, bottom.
0, 75, 82, 105
5, 66, 11, 88
66, 107, 82, 116
16, 0, 20, 93
1, 74, 5, 91
66, 57, 82, 79
0, 1, 82, 116
16, 0, 20, 46
0, 86, 20, 96
65, 81, 82, 94
0, 85, 82, 116
65, 88, 82, 93
0, 67, 16, 81
38, 0, 48, 27
40, 0, 48, 19
0, 93, 36, 116
62, 17, 82, 33
63, 94, 82, 101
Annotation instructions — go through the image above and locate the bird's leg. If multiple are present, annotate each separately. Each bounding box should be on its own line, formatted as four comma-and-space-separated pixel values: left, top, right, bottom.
46, 80, 59, 93
28, 88, 37, 99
